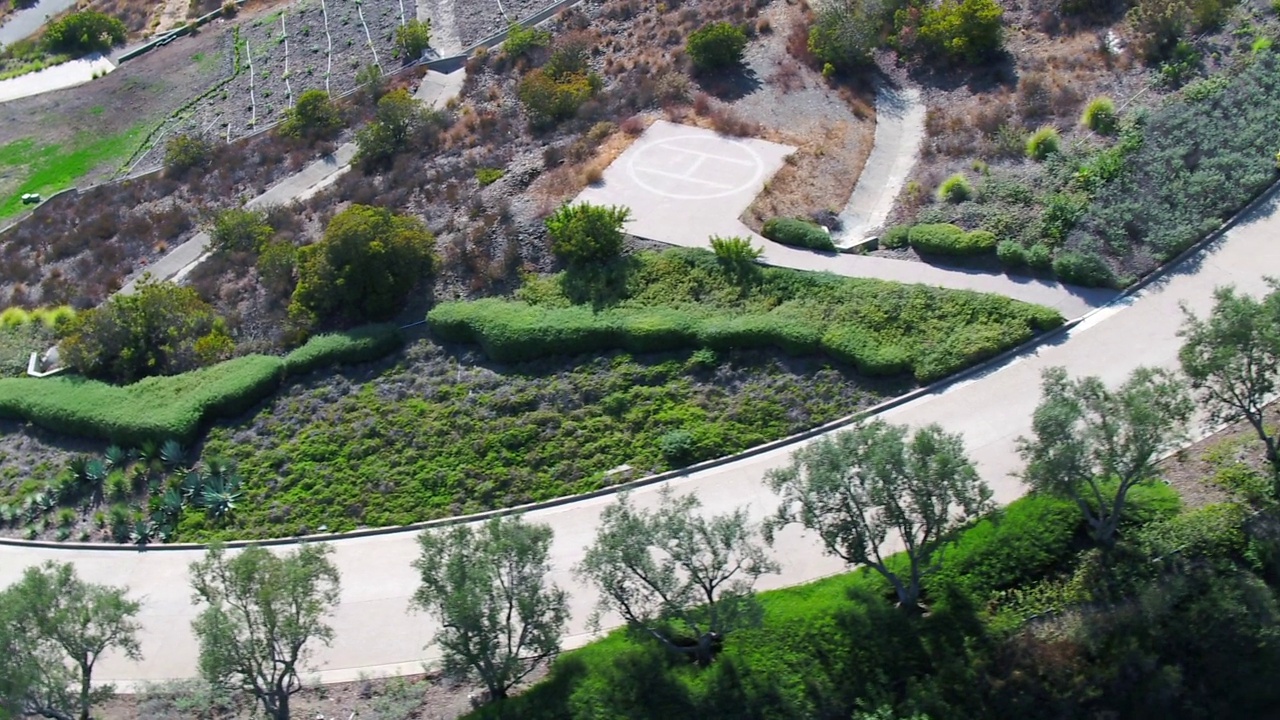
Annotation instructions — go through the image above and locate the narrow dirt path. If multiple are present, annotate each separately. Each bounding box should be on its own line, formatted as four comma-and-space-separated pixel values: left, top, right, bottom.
418, 0, 462, 57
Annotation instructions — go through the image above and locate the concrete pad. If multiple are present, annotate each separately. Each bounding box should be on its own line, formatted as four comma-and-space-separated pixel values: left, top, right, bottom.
414, 68, 465, 110
0, 53, 115, 104
575, 120, 795, 247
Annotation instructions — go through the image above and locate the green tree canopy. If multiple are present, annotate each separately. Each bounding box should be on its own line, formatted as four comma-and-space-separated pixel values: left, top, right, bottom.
412, 516, 569, 700
576, 488, 779, 666
280, 89, 344, 140
809, 0, 893, 70
60, 277, 235, 383
1179, 283, 1280, 490
906, 0, 1004, 64
189, 543, 341, 720
0, 561, 142, 720
1018, 365, 1193, 547
44, 11, 126, 56
545, 202, 632, 266
354, 89, 443, 168
291, 204, 435, 325
766, 420, 993, 611
686, 22, 748, 72
396, 18, 431, 59
210, 207, 272, 253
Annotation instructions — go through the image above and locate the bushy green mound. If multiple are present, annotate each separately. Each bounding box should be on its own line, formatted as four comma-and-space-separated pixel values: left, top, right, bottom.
466, 485, 1280, 720
0, 356, 285, 446
283, 324, 404, 376
428, 248, 1062, 381
0, 325, 403, 444
908, 223, 998, 255
761, 217, 835, 251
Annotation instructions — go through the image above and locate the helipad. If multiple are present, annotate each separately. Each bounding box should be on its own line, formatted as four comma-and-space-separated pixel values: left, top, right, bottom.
575, 120, 795, 247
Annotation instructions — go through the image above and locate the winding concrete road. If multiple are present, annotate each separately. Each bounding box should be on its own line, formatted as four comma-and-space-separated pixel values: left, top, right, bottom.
3, 182, 1277, 691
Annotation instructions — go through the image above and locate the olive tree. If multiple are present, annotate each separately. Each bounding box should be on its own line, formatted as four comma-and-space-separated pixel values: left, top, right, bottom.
412, 516, 569, 701
765, 420, 992, 611
0, 562, 142, 720
576, 488, 778, 665
1179, 284, 1280, 489
189, 543, 341, 720
1018, 366, 1193, 547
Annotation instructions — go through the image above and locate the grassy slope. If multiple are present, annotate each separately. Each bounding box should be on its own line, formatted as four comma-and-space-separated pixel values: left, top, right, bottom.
0, 128, 146, 218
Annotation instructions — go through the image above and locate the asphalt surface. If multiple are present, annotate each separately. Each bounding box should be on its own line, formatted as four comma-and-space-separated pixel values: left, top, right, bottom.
0, 0, 76, 47
4, 177, 1278, 690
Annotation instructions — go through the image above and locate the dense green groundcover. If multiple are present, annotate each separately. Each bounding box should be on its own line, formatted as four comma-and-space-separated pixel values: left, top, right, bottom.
429, 248, 1063, 381
192, 343, 892, 540
467, 485, 1280, 720
0, 325, 402, 445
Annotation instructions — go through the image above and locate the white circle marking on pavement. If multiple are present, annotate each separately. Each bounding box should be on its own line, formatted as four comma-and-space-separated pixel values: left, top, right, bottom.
626, 134, 766, 200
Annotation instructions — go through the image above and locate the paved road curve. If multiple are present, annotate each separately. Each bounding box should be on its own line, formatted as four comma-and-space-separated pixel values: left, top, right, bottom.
2, 185, 1277, 688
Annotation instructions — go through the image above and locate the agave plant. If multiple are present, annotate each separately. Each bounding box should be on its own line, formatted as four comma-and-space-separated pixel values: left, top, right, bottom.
104, 444, 129, 471
0, 503, 12, 527
84, 459, 108, 487
180, 471, 204, 502
130, 519, 156, 546
160, 440, 186, 471
160, 487, 185, 518
137, 439, 161, 471
68, 456, 90, 483
201, 474, 243, 521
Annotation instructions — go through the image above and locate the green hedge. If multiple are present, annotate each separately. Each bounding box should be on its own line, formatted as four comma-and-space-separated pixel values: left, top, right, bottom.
283, 324, 404, 376
762, 217, 836, 251
0, 324, 405, 444
429, 251, 1064, 382
0, 355, 285, 446
908, 224, 998, 256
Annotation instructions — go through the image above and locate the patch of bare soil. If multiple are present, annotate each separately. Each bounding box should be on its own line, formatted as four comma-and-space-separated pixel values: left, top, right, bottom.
1156, 408, 1280, 509
736, 1, 875, 231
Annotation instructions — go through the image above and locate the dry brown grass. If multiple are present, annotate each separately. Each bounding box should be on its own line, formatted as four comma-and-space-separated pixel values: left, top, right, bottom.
527, 120, 648, 209
744, 119, 872, 229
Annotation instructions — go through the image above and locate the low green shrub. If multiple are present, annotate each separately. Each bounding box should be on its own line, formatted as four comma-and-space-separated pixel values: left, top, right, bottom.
709, 235, 763, 265
282, 324, 404, 376
880, 225, 911, 249
475, 167, 505, 186
937, 173, 973, 202
0, 323, 403, 444
996, 240, 1028, 267
0, 355, 285, 445
761, 217, 835, 251
1081, 96, 1118, 134
1025, 126, 1061, 160
429, 249, 1063, 381
1052, 250, 1116, 287
908, 224, 997, 255
1027, 243, 1053, 270
686, 21, 748, 72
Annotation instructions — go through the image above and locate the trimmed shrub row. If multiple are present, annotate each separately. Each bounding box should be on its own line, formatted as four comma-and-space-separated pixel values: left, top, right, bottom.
908, 223, 998, 256
428, 294, 1062, 382
0, 325, 404, 444
762, 217, 835, 251
282, 324, 404, 376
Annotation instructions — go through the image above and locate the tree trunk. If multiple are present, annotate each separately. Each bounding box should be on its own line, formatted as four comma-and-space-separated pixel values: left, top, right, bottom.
79, 670, 92, 720
272, 692, 290, 720
694, 633, 716, 667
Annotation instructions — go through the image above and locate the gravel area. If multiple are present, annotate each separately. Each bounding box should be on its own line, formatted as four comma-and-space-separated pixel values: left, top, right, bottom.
452, 0, 555, 47
132, 0, 403, 172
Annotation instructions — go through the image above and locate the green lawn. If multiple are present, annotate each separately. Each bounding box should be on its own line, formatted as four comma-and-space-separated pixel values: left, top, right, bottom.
0, 127, 146, 218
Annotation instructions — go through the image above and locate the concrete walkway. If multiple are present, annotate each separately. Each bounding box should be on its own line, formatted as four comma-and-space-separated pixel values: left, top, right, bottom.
3, 184, 1278, 689
0, 53, 114, 104
832, 83, 925, 248
576, 120, 1117, 317
0, 0, 76, 47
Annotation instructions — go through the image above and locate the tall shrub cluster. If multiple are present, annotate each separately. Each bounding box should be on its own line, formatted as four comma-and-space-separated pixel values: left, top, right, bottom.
291, 205, 435, 327
60, 279, 234, 384
43, 11, 126, 56
517, 40, 603, 128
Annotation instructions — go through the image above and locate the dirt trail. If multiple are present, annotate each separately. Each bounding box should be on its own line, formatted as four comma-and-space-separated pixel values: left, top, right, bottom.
152, 0, 189, 35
